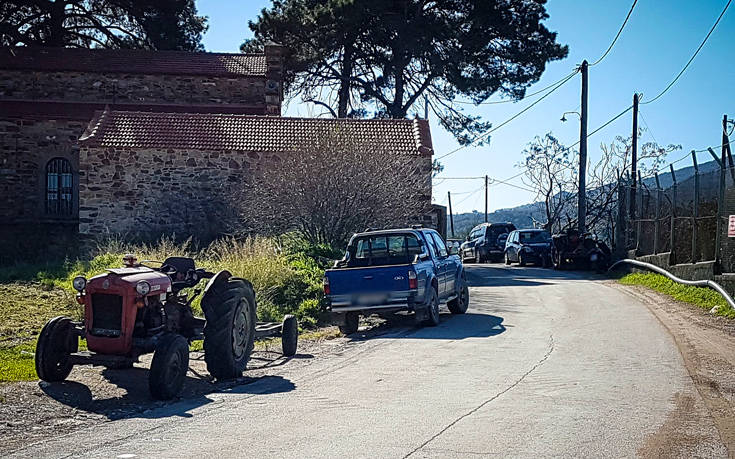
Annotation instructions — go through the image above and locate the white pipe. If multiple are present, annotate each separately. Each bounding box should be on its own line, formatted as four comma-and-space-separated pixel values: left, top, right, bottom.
609, 259, 735, 310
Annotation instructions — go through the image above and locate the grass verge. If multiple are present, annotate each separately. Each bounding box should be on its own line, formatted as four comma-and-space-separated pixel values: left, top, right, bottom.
619, 272, 735, 319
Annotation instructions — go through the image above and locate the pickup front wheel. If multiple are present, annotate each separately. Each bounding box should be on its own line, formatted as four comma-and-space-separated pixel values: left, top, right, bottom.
339, 312, 359, 335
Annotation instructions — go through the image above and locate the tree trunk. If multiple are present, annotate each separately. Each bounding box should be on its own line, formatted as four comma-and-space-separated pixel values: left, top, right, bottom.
49, 0, 67, 47
337, 44, 354, 118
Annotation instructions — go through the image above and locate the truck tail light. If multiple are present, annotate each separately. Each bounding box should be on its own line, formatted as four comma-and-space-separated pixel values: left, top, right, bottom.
323, 276, 330, 295
408, 270, 417, 290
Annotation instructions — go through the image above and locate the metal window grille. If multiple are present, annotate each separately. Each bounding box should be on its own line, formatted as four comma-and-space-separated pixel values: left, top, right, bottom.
46, 158, 73, 216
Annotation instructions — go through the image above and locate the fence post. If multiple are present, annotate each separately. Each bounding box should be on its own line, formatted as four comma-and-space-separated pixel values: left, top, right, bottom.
654, 172, 661, 255
708, 146, 726, 268
670, 164, 677, 264
692, 150, 699, 264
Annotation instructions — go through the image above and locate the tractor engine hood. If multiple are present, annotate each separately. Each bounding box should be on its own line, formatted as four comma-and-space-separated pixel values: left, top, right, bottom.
87, 267, 172, 296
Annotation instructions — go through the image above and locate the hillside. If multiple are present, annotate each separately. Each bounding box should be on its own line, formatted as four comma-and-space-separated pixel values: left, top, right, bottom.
446, 159, 719, 238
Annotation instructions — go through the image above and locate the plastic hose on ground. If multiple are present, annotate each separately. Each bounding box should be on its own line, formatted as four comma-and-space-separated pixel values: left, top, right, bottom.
608, 259, 735, 310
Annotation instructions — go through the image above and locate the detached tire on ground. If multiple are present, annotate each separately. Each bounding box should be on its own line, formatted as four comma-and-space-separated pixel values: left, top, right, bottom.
202, 275, 257, 380
35, 316, 78, 382
281, 314, 298, 357
149, 333, 189, 400
339, 312, 359, 335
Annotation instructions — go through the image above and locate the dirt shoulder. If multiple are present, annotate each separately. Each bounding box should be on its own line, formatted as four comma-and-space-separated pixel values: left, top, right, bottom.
611, 282, 735, 457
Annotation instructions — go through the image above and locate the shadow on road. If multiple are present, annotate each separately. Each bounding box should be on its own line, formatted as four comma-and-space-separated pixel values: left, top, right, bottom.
348, 312, 506, 341
40, 363, 296, 421
464, 264, 595, 287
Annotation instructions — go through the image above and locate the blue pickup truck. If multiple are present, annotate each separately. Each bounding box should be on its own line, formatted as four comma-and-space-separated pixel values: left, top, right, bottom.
324, 228, 470, 334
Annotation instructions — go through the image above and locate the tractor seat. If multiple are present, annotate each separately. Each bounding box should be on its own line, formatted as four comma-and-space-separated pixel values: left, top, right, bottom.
161, 257, 196, 275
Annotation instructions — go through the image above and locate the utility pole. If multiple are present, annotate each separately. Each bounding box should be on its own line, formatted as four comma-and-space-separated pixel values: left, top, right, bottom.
448, 191, 455, 237
578, 60, 588, 233
484, 175, 489, 223
630, 93, 639, 222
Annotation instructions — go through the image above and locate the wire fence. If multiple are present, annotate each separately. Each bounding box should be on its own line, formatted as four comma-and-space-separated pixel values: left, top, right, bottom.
617, 158, 735, 270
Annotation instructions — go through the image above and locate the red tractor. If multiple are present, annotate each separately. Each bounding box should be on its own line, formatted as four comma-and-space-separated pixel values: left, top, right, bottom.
35, 255, 298, 400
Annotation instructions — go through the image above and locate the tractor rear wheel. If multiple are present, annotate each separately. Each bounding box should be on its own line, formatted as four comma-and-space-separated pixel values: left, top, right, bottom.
202, 276, 256, 380
149, 333, 189, 400
36, 316, 77, 382
281, 314, 298, 357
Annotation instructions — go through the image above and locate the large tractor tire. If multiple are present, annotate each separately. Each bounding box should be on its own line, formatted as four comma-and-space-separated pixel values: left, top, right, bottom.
149, 333, 189, 400
339, 312, 360, 335
448, 281, 470, 315
281, 314, 298, 357
35, 316, 78, 382
202, 274, 257, 380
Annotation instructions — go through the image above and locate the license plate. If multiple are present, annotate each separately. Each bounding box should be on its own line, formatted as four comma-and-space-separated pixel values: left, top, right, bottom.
356, 294, 387, 305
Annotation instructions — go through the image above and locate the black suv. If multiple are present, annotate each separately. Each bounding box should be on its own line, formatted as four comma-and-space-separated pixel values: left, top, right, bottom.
504, 229, 552, 267
460, 222, 516, 263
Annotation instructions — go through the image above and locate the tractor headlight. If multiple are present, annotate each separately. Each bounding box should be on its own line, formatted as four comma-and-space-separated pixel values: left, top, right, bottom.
72, 276, 87, 292
136, 281, 151, 296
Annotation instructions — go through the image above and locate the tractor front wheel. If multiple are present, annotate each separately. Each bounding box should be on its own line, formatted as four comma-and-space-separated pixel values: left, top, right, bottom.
149, 333, 189, 400
202, 276, 257, 380
35, 316, 78, 382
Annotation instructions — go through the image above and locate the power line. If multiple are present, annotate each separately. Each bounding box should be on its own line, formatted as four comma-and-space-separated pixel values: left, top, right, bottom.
566, 105, 634, 150
452, 70, 579, 106
590, 0, 639, 66
641, 0, 732, 105
436, 70, 579, 161
638, 109, 658, 144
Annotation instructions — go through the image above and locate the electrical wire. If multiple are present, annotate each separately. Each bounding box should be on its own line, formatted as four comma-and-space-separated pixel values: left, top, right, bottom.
641, 0, 732, 105
638, 109, 658, 144
589, 0, 639, 66
436, 70, 579, 161
452, 69, 580, 106
566, 105, 634, 150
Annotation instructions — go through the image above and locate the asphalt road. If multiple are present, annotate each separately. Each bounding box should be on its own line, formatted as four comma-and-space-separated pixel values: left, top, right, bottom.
11, 264, 727, 458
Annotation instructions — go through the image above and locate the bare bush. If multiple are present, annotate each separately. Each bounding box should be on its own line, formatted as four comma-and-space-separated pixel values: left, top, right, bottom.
237, 131, 432, 247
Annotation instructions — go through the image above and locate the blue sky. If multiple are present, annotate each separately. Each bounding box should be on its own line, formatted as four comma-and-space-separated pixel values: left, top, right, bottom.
198, 0, 735, 214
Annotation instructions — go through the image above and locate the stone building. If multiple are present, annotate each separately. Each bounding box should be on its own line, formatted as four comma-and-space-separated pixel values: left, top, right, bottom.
0, 45, 437, 260
0, 45, 284, 259
77, 111, 434, 238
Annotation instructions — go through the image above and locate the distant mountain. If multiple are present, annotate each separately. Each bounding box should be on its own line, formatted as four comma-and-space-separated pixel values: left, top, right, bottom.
446, 159, 720, 238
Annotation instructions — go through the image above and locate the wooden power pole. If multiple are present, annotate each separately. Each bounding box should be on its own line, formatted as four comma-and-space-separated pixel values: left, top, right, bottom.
630, 93, 639, 221
448, 191, 455, 237
578, 60, 589, 233
484, 175, 489, 223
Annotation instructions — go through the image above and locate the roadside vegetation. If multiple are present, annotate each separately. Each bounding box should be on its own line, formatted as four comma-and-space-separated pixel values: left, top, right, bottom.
619, 272, 735, 319
0, 235, 341, 383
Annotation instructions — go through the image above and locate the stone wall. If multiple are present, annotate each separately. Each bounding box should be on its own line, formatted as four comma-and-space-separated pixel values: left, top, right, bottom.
79, 146, 432, 239
0, 118, 83, 222
0, 70, 270, 109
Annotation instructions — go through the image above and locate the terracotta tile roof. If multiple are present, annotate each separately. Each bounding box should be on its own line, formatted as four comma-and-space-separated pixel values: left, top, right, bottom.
79, 110, 434, 156
0, 47, 267, 78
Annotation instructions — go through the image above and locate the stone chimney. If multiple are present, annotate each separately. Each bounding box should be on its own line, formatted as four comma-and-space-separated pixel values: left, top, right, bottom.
264, 42, 285, 116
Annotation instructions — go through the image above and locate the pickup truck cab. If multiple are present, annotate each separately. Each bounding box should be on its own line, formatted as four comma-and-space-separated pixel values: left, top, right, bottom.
324, 228, 470, 334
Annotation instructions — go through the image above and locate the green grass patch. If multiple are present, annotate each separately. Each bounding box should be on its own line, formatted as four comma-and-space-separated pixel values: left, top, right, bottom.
1, 235, 334, 381
619, 272, 735, 319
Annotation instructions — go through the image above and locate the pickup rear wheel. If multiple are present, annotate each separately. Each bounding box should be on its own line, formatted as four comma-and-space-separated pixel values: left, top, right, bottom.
422, 288, 440, 326
339, 312, 359, 335
448, 282, 469, 314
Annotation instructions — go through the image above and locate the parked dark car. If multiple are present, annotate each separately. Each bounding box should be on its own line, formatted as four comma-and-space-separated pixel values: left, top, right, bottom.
504, 229, 552, 267
460, 222, 516, 263
324, 228, 470, 334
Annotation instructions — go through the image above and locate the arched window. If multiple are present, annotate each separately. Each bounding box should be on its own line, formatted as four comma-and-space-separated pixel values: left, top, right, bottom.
46, 158, 73, 216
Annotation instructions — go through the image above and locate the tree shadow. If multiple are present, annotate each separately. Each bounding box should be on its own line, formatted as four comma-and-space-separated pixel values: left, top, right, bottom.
39, 364, 295, 421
